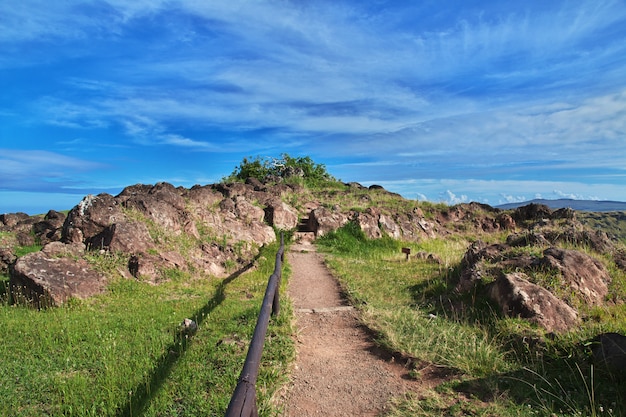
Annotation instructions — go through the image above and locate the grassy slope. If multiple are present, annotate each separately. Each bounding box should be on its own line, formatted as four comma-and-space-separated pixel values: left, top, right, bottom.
0, 241, 294, 417
317, 222, 626, 417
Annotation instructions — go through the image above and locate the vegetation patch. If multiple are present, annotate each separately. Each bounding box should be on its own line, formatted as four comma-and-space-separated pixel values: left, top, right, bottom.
317, 223, 625, 417
0, 241, 293, 417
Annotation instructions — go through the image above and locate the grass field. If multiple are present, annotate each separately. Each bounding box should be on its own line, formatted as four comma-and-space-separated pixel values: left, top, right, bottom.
317, 222, 626, 417
0, 240, 294, 417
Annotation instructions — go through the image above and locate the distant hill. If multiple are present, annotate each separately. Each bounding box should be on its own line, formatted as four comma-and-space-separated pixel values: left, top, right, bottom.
496, 199, 626, 212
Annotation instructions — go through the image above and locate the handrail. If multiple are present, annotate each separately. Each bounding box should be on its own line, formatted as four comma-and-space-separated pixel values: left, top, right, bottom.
225, 233, 285, 417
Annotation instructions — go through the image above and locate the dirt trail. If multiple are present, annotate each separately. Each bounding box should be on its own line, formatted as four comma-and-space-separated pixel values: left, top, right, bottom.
279, 240, 421, 416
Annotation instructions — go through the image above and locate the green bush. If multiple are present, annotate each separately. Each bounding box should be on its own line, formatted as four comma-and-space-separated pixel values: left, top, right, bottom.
224, 154, 336, 187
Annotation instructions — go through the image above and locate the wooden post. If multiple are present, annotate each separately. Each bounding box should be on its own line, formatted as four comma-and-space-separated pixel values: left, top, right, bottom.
401, 247, 411, 261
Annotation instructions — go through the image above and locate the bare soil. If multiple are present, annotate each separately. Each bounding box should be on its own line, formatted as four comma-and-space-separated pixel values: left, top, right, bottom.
278, 241, 442, 416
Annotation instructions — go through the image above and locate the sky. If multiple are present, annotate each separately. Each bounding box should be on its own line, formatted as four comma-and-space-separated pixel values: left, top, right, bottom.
1, 1, 625, 215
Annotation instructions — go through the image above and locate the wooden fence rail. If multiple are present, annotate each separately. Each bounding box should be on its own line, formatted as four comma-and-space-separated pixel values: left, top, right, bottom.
225, 234, 285, 417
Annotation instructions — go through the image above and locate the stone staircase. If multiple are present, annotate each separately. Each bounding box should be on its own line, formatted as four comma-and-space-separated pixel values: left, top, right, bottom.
294, 216, 315, 243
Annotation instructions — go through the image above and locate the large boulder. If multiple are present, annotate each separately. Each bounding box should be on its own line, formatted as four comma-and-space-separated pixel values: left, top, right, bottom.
264, 200, 299, 230
512, 203, 553, 223
355, 209, 382, 239
32, 210, 66, 245
537, 247, 610, 305
488, 272, 579, 333
308, 207, 350, 237
63, 194, 124, 245
10, 251, 107, 308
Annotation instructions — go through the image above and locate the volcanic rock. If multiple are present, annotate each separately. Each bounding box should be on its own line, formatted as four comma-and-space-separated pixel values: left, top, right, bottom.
537, 247, 610, 305
11, 251, 107, 308
487, 272, 579, 333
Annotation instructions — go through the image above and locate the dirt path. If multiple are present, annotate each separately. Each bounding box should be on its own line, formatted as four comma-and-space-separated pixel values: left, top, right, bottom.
279, 240, 421, 416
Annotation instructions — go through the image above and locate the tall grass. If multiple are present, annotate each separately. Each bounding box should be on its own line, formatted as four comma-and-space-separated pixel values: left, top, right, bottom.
317, 222, 625, 417
0, 241, 293, 417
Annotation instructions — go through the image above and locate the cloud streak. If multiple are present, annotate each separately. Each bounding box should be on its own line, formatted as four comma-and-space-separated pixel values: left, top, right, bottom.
1, 0, 625, 213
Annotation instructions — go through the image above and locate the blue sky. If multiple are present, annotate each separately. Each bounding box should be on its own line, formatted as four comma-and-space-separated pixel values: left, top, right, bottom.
1, 1, 625, 214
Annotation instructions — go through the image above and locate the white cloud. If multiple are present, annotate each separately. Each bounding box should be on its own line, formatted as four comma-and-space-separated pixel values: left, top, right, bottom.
0, 149, 105, 192
366, 178, 626, 206
441, 190, 469, 205
552, 190, 600, 201
500, 194, 529, 204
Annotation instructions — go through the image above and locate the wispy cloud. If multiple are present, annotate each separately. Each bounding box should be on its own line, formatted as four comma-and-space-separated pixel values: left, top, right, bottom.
0, 149, 105, 192
1, 0, 625, 213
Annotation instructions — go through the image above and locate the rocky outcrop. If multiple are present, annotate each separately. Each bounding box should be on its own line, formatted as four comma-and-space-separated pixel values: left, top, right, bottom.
63, 193, 125, 245
488, 272, 579, 333
308, 207, 351, 237
3, 181, 623, 311
537, 247, 610, 305
355, 208, 383, 239
0, 247, 16, 275
32, 210, 66, 245
264, 200, 299, 230
89, 221, 155, 254
457, 240, 613, 332
10, 251, 107, 308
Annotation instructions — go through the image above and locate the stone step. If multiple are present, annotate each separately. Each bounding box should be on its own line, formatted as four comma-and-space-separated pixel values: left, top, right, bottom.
294, 231, 315, 243
297, 217, 312, 232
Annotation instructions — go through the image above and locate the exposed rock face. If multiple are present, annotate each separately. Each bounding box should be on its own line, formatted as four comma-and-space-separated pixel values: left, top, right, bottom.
3, 182, 623, 313
63, 193, 124, 245
537, 248, 610, 305
457, 241, 612, 332
488, 272, 579, 333
122, 182, 186, 232
355, 209, 383, 239
90, 221, 155, 254
33, 210, 66, 245
264, 200, 299, 230
10, 251, 107, 308
41, 242, 85, 257
309, 207, 350, 237
379, 213, 402, 239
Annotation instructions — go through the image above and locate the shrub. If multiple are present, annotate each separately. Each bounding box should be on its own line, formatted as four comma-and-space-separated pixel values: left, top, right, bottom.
224, 154, 336, 187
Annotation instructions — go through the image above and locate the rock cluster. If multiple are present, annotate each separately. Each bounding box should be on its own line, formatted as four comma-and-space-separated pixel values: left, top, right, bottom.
3, 181, 442, 306
1, 182, 623, 340
457, 230, 613, 333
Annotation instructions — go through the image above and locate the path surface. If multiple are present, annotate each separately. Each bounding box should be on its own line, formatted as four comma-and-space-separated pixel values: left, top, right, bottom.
279, 240, 420, 416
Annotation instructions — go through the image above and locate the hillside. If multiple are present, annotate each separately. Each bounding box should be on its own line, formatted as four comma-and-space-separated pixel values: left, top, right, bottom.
1, 156, 625, 416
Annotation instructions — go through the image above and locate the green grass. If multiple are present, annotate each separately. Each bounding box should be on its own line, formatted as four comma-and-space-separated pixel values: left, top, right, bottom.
0, 241, 294, 417
317, 222, 626, 417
